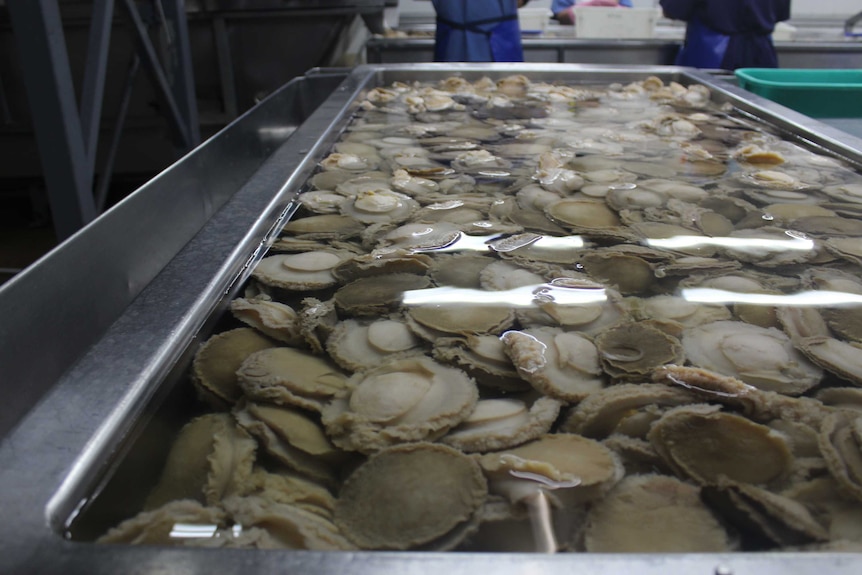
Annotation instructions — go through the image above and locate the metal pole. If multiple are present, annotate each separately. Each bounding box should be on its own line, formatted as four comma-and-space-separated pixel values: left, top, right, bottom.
79, 0, 116, 175
6, 0, 96, 240
212, 15, 238, 120
158, 0, 200, 145
119, 0, 192, 149
95, 54, 141, 213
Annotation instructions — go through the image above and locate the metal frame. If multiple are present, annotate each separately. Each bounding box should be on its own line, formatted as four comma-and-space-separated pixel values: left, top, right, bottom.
6, 0, 199, 240
80, 0, 115, 178
1, 63, 861, 574
6, 0, 97, 240
193, 2, 387, 122
212, 14, 239, 120
95, 53, 141, 211
121, 0, 199, 149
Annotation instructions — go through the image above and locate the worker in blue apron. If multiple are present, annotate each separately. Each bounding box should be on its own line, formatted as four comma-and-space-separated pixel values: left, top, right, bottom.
432, 0, 525, 62
660, 0, 791, 70
552, 0, 633, 26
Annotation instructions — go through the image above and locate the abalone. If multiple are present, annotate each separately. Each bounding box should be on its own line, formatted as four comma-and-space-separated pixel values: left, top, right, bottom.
648, 404, 794, 486
479, 433, 624, 506
144, 413, 257, 510
191, 328, 277, 409
583, 474, 733, 552
334, 443, 487, 550
561, 383, 698, 438
682, 320, 823, 394
252, 250, 352, 291
502, 327, 605, 402
326, 317, 426, 371
321, 356, 478, 453
237, 346, 348, 412
97, 500, 227, 545
230, 296, 303, 346
222, 495, 354, 550
594, 322, 685, 382
441, 394, 563, 452
234, 401, 345, 486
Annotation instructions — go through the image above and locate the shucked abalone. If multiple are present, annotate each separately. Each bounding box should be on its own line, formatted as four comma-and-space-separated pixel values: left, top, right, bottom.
90, 73, 862, 554
321, 356, 478, 453
582, 474, 733, 552
334, 443, 487, 550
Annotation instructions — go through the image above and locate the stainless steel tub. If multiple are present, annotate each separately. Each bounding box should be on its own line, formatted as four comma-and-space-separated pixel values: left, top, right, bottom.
1, 63, 861, 574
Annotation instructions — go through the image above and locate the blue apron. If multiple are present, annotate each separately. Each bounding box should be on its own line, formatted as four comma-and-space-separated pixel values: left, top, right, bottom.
433, 1, 524, 62
674, 16, 730, 69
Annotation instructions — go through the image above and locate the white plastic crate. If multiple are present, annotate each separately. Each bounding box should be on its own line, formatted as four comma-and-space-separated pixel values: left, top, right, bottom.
519, 7, 551, 33
573, 7, 659, 39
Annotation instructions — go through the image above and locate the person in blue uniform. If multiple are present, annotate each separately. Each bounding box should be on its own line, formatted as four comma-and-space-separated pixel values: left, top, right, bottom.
660, 0, 791, 70
432, 0, 527, 62
552, 0, 633, 26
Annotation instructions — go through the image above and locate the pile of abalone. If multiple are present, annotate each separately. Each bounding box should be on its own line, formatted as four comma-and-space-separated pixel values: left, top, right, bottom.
98, 74, 862, 552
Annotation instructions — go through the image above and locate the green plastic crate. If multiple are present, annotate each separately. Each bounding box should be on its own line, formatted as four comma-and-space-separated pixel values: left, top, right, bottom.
734, 68, 862, 118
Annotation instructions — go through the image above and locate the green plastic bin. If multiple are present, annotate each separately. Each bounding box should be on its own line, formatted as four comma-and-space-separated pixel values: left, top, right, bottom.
734, 68, 862, 118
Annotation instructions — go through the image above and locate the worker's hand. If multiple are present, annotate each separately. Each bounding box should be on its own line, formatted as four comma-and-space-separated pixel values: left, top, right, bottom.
556, 7, 575, 24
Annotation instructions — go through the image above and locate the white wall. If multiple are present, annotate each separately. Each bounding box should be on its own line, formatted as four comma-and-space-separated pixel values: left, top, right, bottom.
791, 0, 862, 17
397, 0, 862, 19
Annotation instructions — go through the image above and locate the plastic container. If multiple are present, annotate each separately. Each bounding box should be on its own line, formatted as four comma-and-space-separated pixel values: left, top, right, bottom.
518, 7, 550, 34
573, 7, 658, 39
734, 68, 862, 118
771, 22, 797, 41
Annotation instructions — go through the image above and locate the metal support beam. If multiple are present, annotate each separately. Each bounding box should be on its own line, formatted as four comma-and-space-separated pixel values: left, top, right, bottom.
79, 0, 115, 176
96, 54, 141, 212
119, 0, 196, 149
6, 0, 200, 240
6, 0, 96, 240
158, 0, 200, 145
212, 15, 239, 119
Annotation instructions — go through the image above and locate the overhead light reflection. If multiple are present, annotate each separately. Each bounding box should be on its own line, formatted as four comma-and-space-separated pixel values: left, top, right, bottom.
431, 233, 502, 253
403, 283, 607, 307
257, 126, 297, 141
169, 523, 219, 539
532, 235, 585, 249
419, 233, 586, 254
646, 234, 814, 252
682, 288, 862, 307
